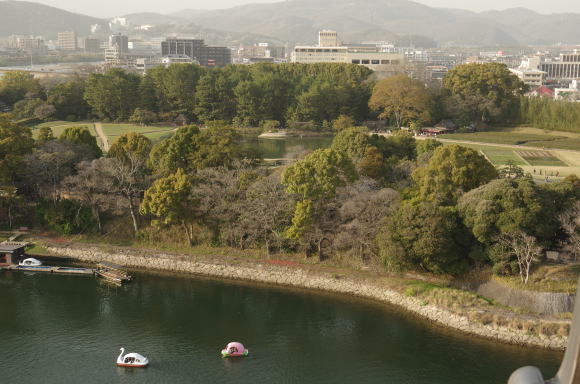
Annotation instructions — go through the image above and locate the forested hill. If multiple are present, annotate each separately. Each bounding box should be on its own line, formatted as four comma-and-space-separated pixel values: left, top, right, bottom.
170, 0, 580, 46
0, 1, 109, 38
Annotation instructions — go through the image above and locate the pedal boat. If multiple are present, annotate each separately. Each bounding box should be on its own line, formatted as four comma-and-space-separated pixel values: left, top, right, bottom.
221, 342, 249, 358
117, 347, 149, 367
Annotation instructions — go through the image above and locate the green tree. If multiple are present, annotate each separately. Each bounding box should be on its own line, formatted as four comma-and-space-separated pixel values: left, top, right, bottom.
108, 132, 152, 164
378, 202, 471, 274
443, 63, 526, 124
369, 74, 431, 128
59, 126, 102, 158
83, 68, 140, 120
0, 71, 43, 105
498, 160, 525, 179
416, 139, 442, 157
332, 115, 356, 132
282, 148, 357, 239
412, 144, 497, 205
140, 168, 198, 245
149, 125, 201, 176
36, 126, 55, 145
457, 178, 558, 246
47, 78, 89, 120
0, 115, 34, 184
129, 108, 157, 126
147, 64, 205, 116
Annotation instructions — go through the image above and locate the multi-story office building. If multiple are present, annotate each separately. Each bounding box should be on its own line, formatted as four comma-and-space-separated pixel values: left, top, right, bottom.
293, 31, 404, 75
541, 53, 580, 80
57, 31, 78, 51
161, 38, 231, 67
83, 37, 101, 53
109, 34, 129, 53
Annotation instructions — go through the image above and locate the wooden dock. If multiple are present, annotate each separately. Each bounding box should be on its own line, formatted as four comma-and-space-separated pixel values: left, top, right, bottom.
4, 265, 95, 276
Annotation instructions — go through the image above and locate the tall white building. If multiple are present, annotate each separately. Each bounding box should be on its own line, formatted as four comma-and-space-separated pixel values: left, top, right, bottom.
318, 30, 340, 47
510, 57, 546, 88
293, 30, 404, 75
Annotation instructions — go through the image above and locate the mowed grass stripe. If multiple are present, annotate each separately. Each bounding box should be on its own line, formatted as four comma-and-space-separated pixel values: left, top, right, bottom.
482, 149, 528, 165
516, 150, 567, 166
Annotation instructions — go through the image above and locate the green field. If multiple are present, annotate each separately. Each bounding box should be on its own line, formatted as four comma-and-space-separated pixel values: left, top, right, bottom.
33, 121, 94, 139
101, 124, 175, 144
481, 149, 527, 165
440, 129, 580, 151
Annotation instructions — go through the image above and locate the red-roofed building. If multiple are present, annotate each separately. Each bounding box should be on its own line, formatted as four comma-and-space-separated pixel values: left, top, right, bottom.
528, 86, 555, 99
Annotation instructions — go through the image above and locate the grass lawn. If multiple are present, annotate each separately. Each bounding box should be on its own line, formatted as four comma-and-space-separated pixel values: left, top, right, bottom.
482, 149, 527, 165
440, 127, 580, 151
101, 123, 175, 143
32, 121, 94, 139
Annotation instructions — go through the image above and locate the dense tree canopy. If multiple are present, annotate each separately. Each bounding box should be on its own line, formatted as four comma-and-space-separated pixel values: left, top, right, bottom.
378, 202, 471, 274
412, 144, 498, 205
369, 74, 432, 128
443, 63, 525, 124
59, 126, 102, 158
0, 115, 34, 183
83, 69, 140, 121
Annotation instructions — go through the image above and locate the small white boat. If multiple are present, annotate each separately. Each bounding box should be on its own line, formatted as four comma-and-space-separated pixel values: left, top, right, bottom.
19, 258, 42, 267
116, 347, 149, 368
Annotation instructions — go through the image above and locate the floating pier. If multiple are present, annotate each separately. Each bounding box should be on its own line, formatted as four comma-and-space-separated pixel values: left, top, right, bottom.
4, 265, 95, 276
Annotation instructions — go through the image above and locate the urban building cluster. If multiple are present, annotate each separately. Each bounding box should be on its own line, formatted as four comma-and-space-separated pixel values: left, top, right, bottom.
1, 23, 580, 103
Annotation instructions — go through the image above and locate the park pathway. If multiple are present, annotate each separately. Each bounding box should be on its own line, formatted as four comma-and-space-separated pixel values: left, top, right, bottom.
94, 122, 110, 152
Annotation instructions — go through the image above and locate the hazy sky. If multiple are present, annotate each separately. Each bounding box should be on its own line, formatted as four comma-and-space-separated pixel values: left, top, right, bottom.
23, 0, 580, 17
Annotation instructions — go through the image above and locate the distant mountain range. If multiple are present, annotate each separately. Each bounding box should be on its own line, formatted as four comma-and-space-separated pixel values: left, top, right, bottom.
0, 1, 108, 39
1, 0, 580, 47
162, 0, 580, 46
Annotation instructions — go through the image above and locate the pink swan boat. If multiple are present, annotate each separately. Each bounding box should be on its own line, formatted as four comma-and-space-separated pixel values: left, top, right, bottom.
221, 342, 249, 358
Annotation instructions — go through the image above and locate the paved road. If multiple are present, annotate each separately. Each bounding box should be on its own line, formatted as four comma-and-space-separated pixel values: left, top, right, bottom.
94, 122, 109, 152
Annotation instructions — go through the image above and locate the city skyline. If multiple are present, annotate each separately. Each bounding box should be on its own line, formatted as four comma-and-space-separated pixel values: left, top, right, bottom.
18, 0, 580, 18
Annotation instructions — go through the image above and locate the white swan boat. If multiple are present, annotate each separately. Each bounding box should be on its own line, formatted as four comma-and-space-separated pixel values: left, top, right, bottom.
116, 348, 149, 368
19, 258, 42, 267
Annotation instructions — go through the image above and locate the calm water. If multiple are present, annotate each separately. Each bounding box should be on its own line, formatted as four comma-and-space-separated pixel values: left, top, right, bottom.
0, 271, 562, 384
241, 136, 333, 159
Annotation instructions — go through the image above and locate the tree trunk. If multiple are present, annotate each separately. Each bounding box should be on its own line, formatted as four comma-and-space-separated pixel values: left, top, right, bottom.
8, 204, 12, 230
182, 222, 194, 246
127, 196, 139, 236
93, 207, 102, 234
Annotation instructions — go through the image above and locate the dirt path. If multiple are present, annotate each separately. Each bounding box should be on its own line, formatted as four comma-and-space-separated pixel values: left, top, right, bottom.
94, 123, 109, 152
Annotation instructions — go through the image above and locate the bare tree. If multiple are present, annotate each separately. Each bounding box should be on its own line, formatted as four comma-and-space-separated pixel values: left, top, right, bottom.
23, 141, 94, 203
559, 201, 580, 261
61, 159, 114, 233
105, 153, 151, 236
499, 231, 543, 284
238, 173, 294, 254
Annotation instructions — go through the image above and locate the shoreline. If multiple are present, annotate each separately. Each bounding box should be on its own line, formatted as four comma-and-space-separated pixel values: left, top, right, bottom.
42, 242, 568, 351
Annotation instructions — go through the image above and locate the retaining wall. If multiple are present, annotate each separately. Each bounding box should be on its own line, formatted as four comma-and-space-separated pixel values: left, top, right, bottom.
45, 244, 568, 351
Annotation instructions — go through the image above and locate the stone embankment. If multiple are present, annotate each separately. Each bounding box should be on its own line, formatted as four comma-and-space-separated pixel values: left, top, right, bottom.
45, 244, 568, 351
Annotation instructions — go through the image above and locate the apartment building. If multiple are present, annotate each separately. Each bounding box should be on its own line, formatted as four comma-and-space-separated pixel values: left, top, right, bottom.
57, 31, 78, 51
